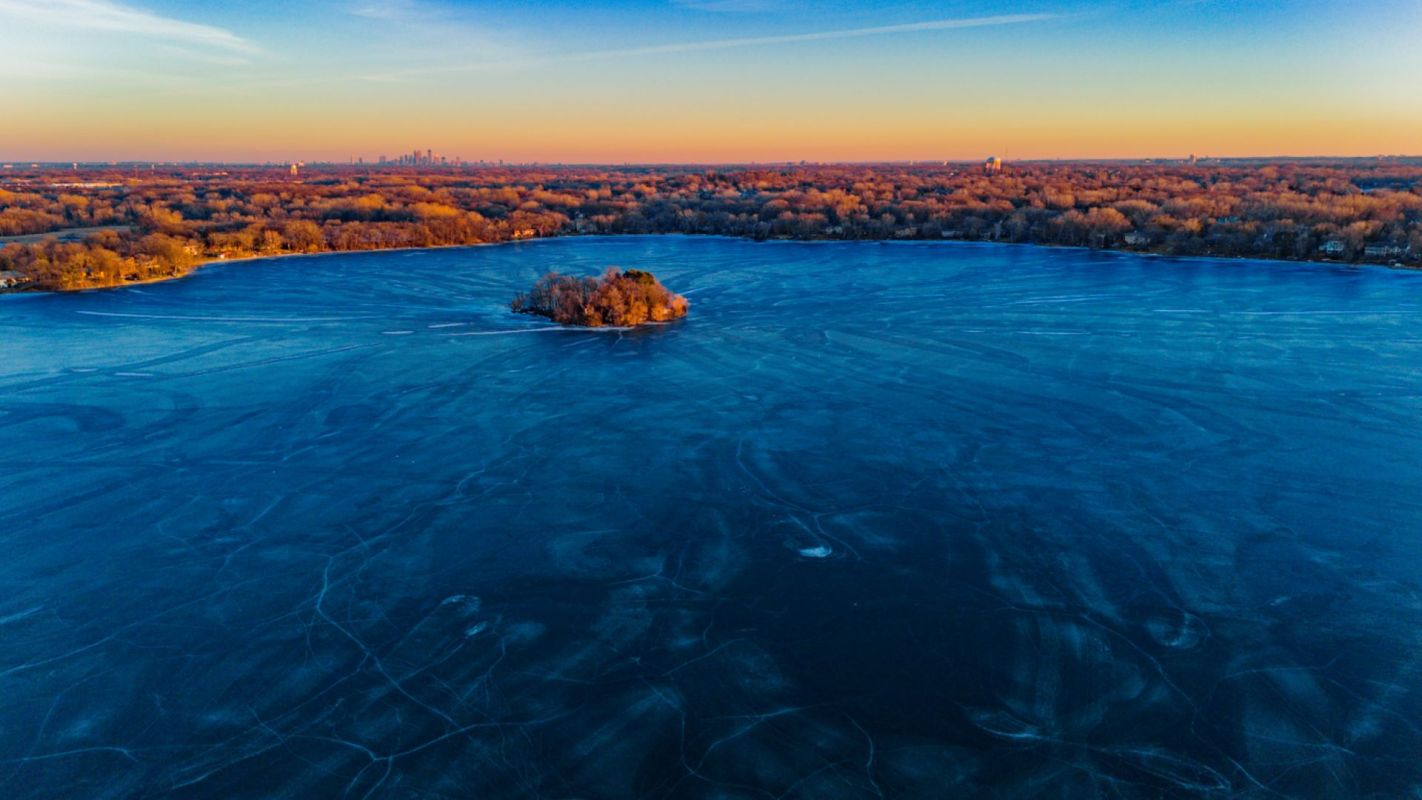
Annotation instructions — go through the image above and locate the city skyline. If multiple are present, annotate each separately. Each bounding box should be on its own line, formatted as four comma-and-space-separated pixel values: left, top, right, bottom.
2, 0, 1420, 162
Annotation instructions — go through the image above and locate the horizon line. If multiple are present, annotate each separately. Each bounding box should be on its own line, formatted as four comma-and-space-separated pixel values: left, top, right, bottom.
3, 154, 1421, 167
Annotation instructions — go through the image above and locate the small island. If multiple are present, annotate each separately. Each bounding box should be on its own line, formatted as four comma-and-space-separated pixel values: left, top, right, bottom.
511, 268, 689, 327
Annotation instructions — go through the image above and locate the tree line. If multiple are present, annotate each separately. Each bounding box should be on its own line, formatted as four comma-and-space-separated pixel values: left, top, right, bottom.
1, 161, 1419, 291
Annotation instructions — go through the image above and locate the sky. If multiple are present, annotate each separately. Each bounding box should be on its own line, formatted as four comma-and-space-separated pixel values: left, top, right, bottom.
1, 0, 1419, 163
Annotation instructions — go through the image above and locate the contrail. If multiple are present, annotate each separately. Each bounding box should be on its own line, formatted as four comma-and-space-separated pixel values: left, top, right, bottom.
572, 14, 1058, 60
372, 13, 1058, 79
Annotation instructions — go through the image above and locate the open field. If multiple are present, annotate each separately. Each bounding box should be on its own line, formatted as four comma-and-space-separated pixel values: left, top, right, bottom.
0, 224, 133, 245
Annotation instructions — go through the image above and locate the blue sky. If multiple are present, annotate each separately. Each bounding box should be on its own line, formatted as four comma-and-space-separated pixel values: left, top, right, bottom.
1, 0, 1418, 161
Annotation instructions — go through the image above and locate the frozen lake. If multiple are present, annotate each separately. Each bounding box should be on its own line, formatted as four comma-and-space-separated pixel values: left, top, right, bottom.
2, 236, 1420, 797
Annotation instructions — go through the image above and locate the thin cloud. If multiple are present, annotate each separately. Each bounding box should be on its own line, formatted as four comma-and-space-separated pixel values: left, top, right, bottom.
674, 0, 784, 11
0, 0, 258, 53
155, 44, 254, 67
377, 12, 1058, 79
349, 0, 423, 21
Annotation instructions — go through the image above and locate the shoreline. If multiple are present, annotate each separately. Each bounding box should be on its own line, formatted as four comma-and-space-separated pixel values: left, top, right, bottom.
3, 232, 1418, 297
0, 240, 513, 296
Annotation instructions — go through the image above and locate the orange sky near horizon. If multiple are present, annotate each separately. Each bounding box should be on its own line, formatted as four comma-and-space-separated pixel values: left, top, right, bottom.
2, 0, 1420, 163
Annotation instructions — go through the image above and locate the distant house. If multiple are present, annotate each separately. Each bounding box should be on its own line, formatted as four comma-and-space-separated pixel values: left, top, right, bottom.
0, 270, 30, 289
1363, 244, 1405, 258
1319, 240, 1346, 256
1124, 231, 1150, 246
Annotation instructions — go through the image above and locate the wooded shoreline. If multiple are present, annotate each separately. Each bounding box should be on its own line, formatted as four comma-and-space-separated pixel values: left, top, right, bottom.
5, 231, 1421, 298
3, 162, 1419, 293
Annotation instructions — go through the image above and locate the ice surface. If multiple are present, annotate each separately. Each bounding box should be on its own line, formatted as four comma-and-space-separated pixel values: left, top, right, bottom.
1, 237, 1421, 797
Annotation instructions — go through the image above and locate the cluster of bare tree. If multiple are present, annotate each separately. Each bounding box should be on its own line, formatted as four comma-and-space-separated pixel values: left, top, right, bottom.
1, 161, 1419, 291
511, 268, 689, 327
